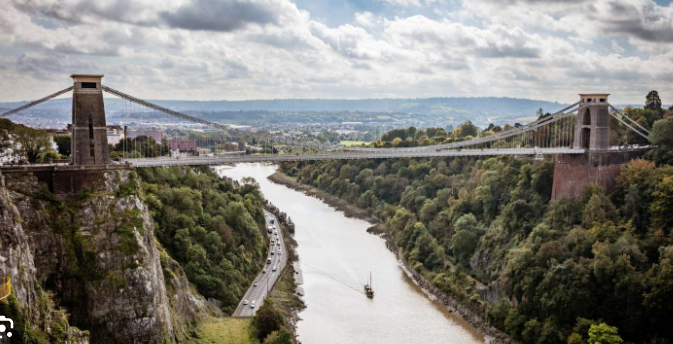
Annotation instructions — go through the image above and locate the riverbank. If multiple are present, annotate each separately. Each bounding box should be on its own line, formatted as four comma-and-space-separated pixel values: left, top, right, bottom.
268, 171, 511, 344
268, 172, 379, 224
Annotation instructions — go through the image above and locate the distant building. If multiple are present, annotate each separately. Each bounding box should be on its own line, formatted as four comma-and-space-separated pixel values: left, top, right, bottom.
168, 139, 198, 156
107, 125, 123, 146
128, 130, 163, 143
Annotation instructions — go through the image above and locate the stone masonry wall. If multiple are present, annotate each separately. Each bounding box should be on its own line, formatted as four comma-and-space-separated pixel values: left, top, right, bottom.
551, 150, 646, 200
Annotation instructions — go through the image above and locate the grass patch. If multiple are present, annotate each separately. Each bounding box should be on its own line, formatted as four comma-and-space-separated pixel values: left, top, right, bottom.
187, 317, 258, 344
340, 140, 368, 147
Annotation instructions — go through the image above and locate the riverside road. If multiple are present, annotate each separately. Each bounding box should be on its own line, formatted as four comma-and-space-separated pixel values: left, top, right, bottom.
233, 209, 287, 316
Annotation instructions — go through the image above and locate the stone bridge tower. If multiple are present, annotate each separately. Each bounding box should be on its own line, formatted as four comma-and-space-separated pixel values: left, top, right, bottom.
71, 74, 109, 165
573, 94, 611, 151
551, 94, 644, 200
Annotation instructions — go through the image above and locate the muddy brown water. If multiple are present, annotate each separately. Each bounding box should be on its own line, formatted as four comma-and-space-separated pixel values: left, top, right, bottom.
218, 163, 485, 344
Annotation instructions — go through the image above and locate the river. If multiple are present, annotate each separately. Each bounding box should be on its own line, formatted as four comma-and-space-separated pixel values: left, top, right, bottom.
218, 163, 485, 344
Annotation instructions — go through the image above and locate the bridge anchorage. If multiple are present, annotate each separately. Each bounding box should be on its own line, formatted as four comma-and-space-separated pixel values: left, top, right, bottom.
0, 74, 651, 198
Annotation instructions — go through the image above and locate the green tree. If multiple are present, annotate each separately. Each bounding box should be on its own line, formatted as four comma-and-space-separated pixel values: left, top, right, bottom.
522, 319, 541, 344
263, 329, 293, 344
252, 299, 285, 342
649, 176, 673, 230
13, 126, 51, 163
455, 121, 479, 138
53, 134, 71, 156
587, 323, 623, 344
649, 117, 673, 165
582, 194, 616, 228
645, 90, 662, 111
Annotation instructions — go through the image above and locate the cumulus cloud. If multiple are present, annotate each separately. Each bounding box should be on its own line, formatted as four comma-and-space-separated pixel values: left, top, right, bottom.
600, 2, 673, 43
11, 0, 165, 26
612, 40, 626, 53
11, 0, 302, 32
160, 0, 281, 32
381, 0, 422, 7
0, 0, 671, 103
463, 0, 673, 48
355, 12, 376, 27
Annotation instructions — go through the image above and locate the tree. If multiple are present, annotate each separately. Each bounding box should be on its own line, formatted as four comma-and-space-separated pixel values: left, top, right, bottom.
648, 117, 673, 165
582, 194, 616, 228
13, 126, 51, 163
649, 176, 673, 230
451, 214, 479, 266
263, 329, 293, 344
645, 90, 662, 111
252, 299, 285, 341
587, 323, 623, 344
53, 135, 71, 156
643, 248, 673, 339
455, 121, 479, 138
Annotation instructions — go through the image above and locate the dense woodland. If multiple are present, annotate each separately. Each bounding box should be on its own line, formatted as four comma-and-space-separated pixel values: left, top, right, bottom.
280, 92, 673, 344
137, 166, 267, 314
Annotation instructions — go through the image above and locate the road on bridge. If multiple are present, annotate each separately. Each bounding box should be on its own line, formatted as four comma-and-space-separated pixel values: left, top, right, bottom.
233, 209, 287, 317
126, 147, 587, 167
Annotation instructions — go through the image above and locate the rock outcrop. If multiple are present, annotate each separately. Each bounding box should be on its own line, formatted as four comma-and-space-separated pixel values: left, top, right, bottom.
0, 169, 209, 343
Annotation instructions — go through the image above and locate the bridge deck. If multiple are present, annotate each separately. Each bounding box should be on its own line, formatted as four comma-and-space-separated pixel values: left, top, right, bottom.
127, 147, 586, 167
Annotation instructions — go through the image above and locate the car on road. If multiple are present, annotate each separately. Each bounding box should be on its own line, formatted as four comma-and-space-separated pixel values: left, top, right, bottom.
250, 301, 256, 309
270, 219, 275, 224
263, 269, 267, 273
278, 252, 282, 256
243, 300, 248, 305
267, 258, 272, 264
253, 282, 258, 287
273, 265, 277, 271
271, 251, 274, 255
277, 243, 280, 247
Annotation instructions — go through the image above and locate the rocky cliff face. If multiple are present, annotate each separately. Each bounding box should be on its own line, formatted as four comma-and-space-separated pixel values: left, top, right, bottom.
0, 169, 209, 343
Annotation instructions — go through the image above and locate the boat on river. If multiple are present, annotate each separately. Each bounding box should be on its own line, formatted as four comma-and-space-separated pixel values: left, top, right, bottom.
364, 272, 374, 298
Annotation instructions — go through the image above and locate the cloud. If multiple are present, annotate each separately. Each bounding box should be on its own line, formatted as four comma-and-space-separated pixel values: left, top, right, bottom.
309, 22, 383, 60
11, 0, 162, 26
355, 12, 375, 27
160, 0, 280, 32
383, 16, 541, 59
0, 0, 672, 104
463, 0, 673, 48
12, 0, 302, 33
612, 40, 626, 53
381, 0, 422, 7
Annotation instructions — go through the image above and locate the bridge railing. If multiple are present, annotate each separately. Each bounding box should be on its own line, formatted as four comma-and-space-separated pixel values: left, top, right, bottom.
346, 102, 581, 153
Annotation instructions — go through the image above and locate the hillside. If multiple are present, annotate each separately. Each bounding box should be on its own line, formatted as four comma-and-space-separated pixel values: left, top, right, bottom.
277, 105, 673, 344
0, 97, 567, 127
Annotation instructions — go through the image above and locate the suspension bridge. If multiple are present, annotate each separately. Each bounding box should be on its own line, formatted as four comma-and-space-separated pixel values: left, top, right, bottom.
0, 74, 652, 199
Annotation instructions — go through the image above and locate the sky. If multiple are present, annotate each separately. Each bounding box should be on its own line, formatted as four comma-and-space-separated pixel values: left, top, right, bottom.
0, 0, 672, 104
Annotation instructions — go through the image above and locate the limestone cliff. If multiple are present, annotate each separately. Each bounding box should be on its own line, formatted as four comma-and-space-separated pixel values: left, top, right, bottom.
0, 169, 209, 343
